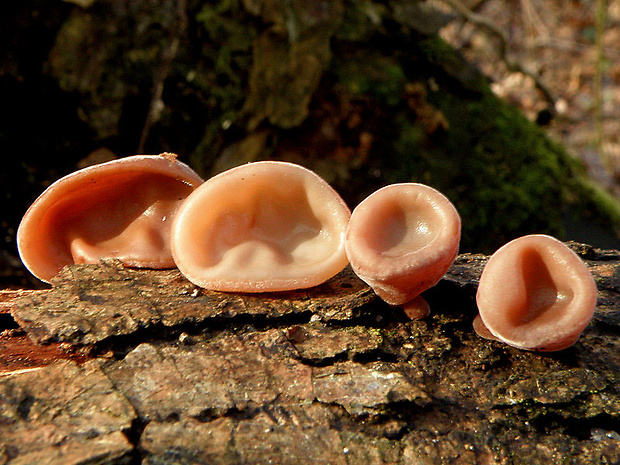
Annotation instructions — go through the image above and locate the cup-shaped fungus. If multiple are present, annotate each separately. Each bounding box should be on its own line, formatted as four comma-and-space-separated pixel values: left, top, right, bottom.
345, 183, 461, 317
171, 161, 351, 292
18, 153, 203, 283
475, 234, 597, 351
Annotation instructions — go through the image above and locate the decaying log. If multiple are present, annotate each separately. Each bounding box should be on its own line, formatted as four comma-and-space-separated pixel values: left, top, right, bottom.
0, 360, 136, 464
0, 290, 46, 314
1, 243, 619, 464
9, 259, 374, 346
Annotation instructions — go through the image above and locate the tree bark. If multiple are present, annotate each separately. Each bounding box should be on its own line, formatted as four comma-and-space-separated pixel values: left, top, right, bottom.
1, 243, 619, 464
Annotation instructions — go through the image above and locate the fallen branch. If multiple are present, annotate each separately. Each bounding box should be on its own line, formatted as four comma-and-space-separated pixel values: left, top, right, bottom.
1, 245, 619, 463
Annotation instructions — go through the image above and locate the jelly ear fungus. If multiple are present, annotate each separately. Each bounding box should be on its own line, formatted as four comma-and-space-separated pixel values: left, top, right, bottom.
170, 161, 351, 293
474, 234, 597, 351
17, 154, 203, 283
345, 183, 461, 318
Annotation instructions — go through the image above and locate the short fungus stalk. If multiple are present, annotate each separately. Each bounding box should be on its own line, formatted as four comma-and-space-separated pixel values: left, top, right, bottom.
17, 153, 203, 283
474, 234, 597, 351
344, 183, 461, 319
171, 161, 351, 292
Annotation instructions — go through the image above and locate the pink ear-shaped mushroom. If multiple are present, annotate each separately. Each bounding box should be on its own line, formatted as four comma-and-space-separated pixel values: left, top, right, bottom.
171, 161, 351, 292
17, 153, 203, 283
474, 234, 597, 351
345, 183, 461, 317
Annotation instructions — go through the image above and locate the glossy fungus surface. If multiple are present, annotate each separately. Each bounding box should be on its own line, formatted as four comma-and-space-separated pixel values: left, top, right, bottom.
475, 234, 597, 351
171, 161, 351, 292
18, 154, 203, 283
345, 183, 461, 306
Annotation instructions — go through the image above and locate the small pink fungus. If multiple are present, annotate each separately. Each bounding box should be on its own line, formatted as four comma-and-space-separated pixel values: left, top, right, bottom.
345, 183, 461, 317
475, 234, 597, 351
18, 154, 203, 283
171, 161, 351, 292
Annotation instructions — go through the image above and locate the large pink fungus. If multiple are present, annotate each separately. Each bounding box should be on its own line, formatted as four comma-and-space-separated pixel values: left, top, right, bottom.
475, 234, 597, 351
18, 153, 203, 283
345, 183, 461, 316
171, 161, 351, 292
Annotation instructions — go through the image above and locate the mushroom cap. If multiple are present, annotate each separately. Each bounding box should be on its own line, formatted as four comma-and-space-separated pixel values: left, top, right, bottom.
345, 183, 461, 305
17, 154, 203, 283
475, 234, 597, 351
171, 161, 351, 292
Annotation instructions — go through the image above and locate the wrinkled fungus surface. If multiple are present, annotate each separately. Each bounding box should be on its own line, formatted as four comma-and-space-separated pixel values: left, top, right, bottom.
18, 154, 203, 283
345, 183, 461, 306
171, 161, 351, 292
475, 234, 597, 351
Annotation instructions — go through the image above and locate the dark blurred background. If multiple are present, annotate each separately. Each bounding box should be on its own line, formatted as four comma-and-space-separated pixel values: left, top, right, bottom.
2, 0, 620, 288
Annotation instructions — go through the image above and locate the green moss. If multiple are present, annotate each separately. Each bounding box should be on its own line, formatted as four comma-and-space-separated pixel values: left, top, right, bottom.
329, 30, 620, 252
188, 1, 257, 173
334, 53, 407, 106
435, 90, 570, 250
409, 37, 620, 250
364, 327, 385, 344
570, 176, 620, 232
374, 80, 619, 253
335, 0, 387, 42
375, 36, 615, 252
195, 1, 256, 75
433, 86, 620, 251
